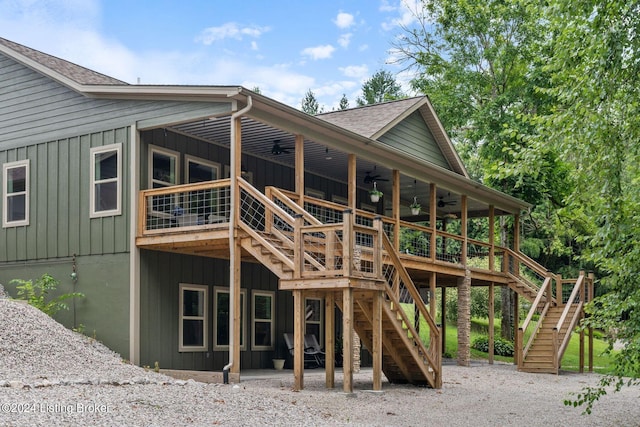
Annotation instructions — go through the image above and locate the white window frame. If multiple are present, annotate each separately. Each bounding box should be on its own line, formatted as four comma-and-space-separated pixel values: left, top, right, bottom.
90, 144, 122, 218
179, 283, 208, 352
304, 297, 324, 343
213, 286, 247, 351
251, 290, 275, 351
148, 145, 180, 215
2, 159, 30, 228
185, 155, 220, 184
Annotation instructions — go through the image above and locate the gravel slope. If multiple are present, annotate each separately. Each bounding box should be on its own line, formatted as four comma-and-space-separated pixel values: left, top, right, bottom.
1, 298, 638, 426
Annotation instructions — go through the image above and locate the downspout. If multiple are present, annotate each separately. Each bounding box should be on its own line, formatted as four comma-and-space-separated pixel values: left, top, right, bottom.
223, 94, 253, 383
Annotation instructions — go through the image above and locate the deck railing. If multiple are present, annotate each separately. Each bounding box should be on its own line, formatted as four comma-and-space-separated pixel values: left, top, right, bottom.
138, 179, 231, 235
138, 181, 556, 298
553, 272, 589, 369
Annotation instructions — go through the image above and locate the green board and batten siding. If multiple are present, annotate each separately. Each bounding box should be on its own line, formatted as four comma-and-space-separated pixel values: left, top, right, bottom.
378, 110, 451, 170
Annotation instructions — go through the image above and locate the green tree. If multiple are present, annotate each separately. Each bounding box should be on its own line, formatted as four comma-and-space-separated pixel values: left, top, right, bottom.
301, 89, 322, 115
533, 0, 640, 412
356, 70, 405, 106
338, 93, 349, 110
393, 0, 576, 339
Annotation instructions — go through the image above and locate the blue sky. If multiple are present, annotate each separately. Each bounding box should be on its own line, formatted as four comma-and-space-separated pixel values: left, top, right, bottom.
0, 0, 422, 109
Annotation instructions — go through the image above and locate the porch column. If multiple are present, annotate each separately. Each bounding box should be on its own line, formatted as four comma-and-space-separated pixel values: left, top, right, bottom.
348, 154, 356, 210
457, 269, 471, 367
441, 286, 447, 354
461, 195, 468, 265
392, 169, 400, 251
430, 272, 437, 351
325, 292, 335, 388
342, 288, 354, 394
488, 282, 495, 364
430, 183, 437, 262
372, 290, 383, 391
295, 134, 305, 206
293, 289, 304, 390
488, 205, 495, 271
229, 113, 243, 376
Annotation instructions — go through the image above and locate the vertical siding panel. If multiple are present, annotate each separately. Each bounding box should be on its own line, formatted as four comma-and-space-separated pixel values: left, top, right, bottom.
22, 145, 36, 260
47, 141, 59, 258
68, 136, 81, 255
57, 139, 70, 256
78, 134, 91, 255
89, 132, 103, 255
114, 127, 129, 252
35, 144, 48, 259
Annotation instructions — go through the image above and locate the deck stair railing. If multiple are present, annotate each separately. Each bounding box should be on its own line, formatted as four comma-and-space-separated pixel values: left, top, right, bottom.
516, 276, 553, 367
380, 231, 442, 388
553, 272, 588, 370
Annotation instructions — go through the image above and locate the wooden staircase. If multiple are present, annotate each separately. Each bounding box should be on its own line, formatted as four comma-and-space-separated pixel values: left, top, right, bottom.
516, 272, 590, 374
519, 305, 578, 373
238, 180, 441, 388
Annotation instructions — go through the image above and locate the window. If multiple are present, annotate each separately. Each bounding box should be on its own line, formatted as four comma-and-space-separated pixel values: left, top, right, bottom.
179, 284, 208, 352
90, 144, 122, 217
2, 160, 29, 227
305, 298, 323, 342
185, 155, 220, 220
252, 290, 274, 350
149, 145, 179, 214
213, 287, 246, 351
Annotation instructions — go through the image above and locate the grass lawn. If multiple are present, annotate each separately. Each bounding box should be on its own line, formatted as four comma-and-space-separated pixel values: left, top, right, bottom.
439, 319, 616, 374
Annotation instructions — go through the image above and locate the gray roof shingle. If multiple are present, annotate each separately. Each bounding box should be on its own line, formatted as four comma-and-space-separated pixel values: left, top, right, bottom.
316, 97, 424, 138
0, 37, 128, 86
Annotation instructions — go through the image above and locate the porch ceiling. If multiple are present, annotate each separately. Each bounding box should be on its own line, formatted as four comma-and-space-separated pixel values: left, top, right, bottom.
168, 114, 509, 219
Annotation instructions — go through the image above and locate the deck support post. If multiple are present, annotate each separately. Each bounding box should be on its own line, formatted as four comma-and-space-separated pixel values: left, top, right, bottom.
457, 269, 471, 366
295, 134, 305, 205
342, 287, 354, 394
488, 282, 495, 364
488, 205, 495, 271
348, 154, 356, 210
325, 292, 335, 388
441, 286, 447, 354
513, 292, 519, 366
588, 272, 594, 372
293, 289, 304, 391
372, 290, 383, 391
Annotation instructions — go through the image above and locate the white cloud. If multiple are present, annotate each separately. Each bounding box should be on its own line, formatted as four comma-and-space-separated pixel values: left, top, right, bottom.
337, 33, 352, 48
340, 64, 369, 80
301, 45, 336, 60
251, 41, 258, 50
196, 22, 269, 45
381, 0, 422, 31
333, 12, 354, 29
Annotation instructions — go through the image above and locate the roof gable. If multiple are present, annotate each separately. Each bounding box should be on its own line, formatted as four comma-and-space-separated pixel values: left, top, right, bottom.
0, 37, 127, 86
317, 97, 468, 177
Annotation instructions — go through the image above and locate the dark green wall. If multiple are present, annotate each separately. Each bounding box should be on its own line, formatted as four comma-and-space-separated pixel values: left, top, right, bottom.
0, 253, 130, 358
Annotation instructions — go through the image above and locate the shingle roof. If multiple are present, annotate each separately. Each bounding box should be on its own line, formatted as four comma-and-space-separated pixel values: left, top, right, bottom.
316, 97, 424, 139
0, 37, 127, 86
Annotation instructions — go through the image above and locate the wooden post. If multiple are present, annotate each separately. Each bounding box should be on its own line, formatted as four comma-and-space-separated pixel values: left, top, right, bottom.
294, 214, 304, 277
372, 291, 383, 391
461, 195, 468, 266
430, 272, 437, 346
430, 183, 437, 261
513, 292, 519, 366
588, 272, 594, 372
488, 205, 495, 271
342, 210, 353, 277
325, 292, 335, 388
293, 290, 304, 390
342, 288, 354, 393
441, 286, 447, 354
295, 134, 305, 206
579, 270, 585, 373
230, 115, 242, 376
556, 274, 563, 307
348, 154, 356, 210
488, 282, 495, 364
393, 169, 400, 251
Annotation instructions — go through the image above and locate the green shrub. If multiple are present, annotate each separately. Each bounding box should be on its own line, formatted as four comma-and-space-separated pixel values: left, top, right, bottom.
472, 335, 514, 357
12, 273, 84, 317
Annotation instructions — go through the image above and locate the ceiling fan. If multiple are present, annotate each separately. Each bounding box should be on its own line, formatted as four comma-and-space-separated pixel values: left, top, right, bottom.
364, 171, 389, 184
270, 140, 293, 155
437, 194, 457, 208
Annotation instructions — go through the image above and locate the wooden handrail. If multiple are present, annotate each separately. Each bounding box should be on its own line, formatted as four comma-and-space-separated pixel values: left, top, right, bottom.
504, 247, 553, 280
140, 178, 231, 196
382, 234, 440, 333
554, 273, 584, 331
520, 277, 552, 331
